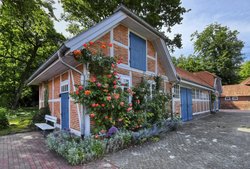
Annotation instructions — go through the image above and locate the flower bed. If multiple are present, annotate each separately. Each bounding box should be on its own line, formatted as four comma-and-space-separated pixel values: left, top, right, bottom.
46, 130, 132, 165
46, 119, 181, 165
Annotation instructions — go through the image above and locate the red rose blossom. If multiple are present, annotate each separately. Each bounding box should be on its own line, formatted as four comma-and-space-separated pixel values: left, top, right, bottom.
78, 86, 83, 90
90, 113, 95, 118
106, 96, 112, 101
120, 101, 124, 106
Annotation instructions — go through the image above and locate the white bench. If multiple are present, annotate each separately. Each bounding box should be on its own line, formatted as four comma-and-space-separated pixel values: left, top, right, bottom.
35, 115, 57, 136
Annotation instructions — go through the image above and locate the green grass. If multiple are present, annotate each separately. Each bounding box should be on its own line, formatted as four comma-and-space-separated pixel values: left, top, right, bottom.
0, 107, 38, 136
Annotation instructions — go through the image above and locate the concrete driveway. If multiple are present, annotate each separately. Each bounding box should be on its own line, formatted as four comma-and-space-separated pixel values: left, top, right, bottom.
0, 111, 250, 169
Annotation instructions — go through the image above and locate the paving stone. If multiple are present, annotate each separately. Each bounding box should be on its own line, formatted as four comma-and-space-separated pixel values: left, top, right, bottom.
0, 111, 249, 169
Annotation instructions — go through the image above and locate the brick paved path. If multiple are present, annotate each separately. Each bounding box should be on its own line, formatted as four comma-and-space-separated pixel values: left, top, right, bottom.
0, 111, 250, 169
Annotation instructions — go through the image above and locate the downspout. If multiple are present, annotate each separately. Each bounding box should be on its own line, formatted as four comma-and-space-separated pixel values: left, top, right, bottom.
57, 50, 82, 75
57, 49, 86, 137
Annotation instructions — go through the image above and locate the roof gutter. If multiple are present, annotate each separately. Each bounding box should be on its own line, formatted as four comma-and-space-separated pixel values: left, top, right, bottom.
181, 78, 214, 91
57, 49, 82, 75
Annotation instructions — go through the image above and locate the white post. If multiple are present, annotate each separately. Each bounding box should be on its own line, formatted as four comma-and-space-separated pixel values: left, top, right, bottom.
83, 63, 90, 136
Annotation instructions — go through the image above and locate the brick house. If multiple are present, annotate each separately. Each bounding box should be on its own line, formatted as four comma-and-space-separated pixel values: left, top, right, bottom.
27, 6, 177, 136
173, 68, 222, 121
220, 77, 250, 110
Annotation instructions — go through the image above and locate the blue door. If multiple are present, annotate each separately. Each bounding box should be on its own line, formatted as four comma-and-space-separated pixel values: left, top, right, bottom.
61, 92, 69, 130
181, 88, 193, 121
129, 32, 146, 71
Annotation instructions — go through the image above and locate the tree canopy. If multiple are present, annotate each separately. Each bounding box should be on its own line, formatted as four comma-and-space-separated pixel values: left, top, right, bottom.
239, 61, 250, 80
172, 55, 203, 72
191, 23, 244, 84
61, 0, 189, 51
0, 0, 65, 108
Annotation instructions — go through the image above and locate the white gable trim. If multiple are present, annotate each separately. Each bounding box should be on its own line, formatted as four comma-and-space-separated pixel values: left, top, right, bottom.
66, 11, 127, 51
160, 39, 177, 78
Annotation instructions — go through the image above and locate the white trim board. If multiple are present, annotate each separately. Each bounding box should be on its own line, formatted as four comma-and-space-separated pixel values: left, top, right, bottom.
181, 80, 214, 91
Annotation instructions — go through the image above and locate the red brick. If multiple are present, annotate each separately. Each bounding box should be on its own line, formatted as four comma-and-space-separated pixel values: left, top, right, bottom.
114, 24, 128, 46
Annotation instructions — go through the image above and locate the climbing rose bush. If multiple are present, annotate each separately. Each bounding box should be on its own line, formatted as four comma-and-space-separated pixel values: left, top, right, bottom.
71, 41, 144, 134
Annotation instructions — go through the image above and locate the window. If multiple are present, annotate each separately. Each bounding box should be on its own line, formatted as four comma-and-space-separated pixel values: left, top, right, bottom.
232, 96, 238, 101
192, 89, 196, 99
129, 32, 146, 71
119, 76, 130, 92
147, 80, 156, 98
118, 74, 131, 102
173, 85, 180, 98
225, 97, 231, 101
60, 80, 69, 93
195, 90, 200, 99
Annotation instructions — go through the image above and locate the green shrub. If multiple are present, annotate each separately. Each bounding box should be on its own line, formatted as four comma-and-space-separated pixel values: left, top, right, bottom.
80, 137, 105, 162
132, 119, 181, 143
105, 130, 132, 153
32, 106, 51, 124
67, 146, 85, 165
0, 107, 9, 129
46, 131, 105, 165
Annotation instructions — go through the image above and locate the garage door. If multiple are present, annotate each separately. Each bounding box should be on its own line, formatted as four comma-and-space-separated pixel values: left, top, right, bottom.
181, 88, 193, 121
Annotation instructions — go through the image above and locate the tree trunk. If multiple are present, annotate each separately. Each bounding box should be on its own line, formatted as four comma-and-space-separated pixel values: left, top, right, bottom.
12, 46, 39, 109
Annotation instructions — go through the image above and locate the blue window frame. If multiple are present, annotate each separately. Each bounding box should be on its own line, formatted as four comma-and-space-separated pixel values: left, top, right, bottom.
129, 32, 146, 71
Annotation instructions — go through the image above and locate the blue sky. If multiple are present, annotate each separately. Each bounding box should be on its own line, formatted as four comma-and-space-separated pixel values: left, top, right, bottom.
53, 0, 250, 61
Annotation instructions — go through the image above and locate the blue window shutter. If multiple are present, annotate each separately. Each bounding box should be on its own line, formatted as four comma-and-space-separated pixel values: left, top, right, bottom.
129, 32, 146, 71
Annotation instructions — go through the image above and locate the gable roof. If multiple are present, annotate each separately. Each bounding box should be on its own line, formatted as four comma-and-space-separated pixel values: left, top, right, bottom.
194, 71, 220, 87
27, 5, 177, 85
176, 67, 213, 89
241, 77, 250, 86
221, 84, 250, 97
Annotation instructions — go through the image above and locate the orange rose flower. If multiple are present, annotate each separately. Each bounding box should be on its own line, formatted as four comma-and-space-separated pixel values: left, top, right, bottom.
84, 90, 91, 95
73, 50, 81, 56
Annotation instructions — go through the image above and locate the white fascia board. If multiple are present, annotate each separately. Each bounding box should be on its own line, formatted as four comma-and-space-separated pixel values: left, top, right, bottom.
28, 59, 60, 85
66, 11, 127, 51
181, 80, 214, 91
160, 38, 177, 78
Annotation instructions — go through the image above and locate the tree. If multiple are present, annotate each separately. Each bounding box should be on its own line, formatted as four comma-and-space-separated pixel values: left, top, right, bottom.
0, 0, 65, 108
60, 0, 189, 51
191, 23, 244, 84
239, 61, 250, 80
172, 55, 203, 72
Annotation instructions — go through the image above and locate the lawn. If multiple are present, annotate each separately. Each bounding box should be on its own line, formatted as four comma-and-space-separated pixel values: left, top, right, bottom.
0, 107, 38, 136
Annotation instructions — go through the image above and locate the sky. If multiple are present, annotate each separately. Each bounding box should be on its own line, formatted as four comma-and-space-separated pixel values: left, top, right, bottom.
53, 0, 250, 61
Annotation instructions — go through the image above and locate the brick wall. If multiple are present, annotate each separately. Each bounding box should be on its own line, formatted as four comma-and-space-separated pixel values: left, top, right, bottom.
38, 24, 174, 134
220, 96, 250, 110
114, 25, 128, 45
114, 44, 128, 65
